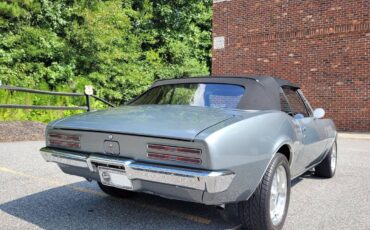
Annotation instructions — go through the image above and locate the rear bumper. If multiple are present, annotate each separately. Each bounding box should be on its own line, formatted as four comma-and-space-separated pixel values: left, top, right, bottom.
40, 147, 235, 194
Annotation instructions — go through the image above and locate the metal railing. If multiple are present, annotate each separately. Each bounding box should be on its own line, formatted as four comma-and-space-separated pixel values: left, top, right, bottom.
0, 84, 115, 112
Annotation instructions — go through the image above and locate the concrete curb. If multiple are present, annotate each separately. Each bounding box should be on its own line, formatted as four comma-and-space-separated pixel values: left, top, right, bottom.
338, 132, 370, 140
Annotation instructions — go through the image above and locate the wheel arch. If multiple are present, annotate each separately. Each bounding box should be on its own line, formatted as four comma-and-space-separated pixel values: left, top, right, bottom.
276, 144, 293, 166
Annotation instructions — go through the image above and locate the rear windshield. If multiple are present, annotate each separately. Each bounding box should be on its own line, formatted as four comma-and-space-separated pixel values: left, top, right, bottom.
130, 83, 245, 109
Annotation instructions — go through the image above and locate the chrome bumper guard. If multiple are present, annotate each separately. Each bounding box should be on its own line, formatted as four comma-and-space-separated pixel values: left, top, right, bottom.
40, 147, 235, 193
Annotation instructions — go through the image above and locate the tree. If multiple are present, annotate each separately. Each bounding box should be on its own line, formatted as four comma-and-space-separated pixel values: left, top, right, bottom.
0, 0, 212, 121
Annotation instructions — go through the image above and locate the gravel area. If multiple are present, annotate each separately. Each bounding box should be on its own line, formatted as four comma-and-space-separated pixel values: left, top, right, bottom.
0, 121, 46, 142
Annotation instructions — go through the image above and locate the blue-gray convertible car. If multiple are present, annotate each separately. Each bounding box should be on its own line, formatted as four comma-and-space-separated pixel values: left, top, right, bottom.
40, 76, 337, 230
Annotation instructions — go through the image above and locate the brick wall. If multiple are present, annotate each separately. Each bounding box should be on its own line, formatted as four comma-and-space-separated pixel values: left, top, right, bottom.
212, 0, 370, 131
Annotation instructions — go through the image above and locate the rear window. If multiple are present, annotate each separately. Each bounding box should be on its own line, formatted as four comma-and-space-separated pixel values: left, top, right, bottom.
131, 83, 245, 109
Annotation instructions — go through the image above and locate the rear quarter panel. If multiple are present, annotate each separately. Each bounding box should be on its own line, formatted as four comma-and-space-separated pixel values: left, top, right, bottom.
196, 111, 300, 203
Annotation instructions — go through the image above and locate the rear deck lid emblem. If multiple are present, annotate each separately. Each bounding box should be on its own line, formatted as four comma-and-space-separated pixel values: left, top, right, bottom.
104, 141, 120, 155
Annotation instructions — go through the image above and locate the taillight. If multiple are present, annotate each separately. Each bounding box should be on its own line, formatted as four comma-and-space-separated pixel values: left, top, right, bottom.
48, 132, 81, 149
147, 144, 202, 164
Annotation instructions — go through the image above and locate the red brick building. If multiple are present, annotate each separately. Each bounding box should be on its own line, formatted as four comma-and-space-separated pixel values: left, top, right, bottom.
212, 0, 370, 131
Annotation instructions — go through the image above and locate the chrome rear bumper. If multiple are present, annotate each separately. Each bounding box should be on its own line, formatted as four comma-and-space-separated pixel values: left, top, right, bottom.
40, 147, 235, 193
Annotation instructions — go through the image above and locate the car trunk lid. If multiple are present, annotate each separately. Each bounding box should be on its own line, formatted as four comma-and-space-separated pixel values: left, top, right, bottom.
51, 105, 236, 141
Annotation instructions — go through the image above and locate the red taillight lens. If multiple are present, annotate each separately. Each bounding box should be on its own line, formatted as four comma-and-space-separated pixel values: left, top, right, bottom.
49, 133, 80, 142
147, 144, 201, 155
147, 153, 202, 164
147, 144, 202, 164
48, 132, 81, 149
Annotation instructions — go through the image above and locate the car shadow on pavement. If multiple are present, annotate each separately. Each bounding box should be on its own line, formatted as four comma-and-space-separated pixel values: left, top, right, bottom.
291, 170, 319, 187
292, 170, 334, 184
0, 181, 240, 230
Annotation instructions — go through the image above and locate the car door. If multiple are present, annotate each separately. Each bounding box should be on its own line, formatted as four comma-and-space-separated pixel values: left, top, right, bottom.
297, 89, 329, 158
281, 87, 325, 171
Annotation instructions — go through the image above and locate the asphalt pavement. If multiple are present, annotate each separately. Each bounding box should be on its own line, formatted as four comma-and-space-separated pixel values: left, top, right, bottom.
0, 138, 369, 230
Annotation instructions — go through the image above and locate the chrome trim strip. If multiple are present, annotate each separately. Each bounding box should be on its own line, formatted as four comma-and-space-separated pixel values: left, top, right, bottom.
40, 147, 235, 193
40, 148, 88, 168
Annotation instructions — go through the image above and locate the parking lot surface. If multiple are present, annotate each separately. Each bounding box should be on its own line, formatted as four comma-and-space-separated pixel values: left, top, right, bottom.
0, 138, 369, 230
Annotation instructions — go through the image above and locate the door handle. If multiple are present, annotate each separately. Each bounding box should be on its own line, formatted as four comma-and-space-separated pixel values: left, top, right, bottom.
302, 126, 307, 132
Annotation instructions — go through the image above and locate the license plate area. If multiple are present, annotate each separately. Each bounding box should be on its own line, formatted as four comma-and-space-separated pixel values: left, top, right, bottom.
98, 166, 133, 190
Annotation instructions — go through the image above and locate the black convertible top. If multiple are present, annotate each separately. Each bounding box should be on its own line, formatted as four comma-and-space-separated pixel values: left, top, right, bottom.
150, 76, 299, 111
153, 76, 298, 89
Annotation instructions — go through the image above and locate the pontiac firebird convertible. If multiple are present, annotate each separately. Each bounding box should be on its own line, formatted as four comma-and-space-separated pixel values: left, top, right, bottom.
40, 76, 337, 230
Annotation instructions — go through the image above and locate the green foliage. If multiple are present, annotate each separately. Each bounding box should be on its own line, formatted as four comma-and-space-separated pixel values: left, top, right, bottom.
0, 0, 212, 122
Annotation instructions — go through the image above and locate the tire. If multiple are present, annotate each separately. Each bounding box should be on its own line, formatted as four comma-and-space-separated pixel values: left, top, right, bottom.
238, 153, 291, 230
315, 140, 337, 178
97, 182, 135, 198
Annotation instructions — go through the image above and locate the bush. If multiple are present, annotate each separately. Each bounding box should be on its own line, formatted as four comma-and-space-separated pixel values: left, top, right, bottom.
0, 0, 212, 122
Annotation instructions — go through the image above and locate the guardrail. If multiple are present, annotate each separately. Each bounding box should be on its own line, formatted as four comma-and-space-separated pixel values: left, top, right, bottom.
0, 84, 115, 112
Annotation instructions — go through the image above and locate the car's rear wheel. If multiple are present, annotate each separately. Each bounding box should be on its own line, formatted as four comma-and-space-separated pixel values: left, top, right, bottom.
238, 153, 291, 230
315, 140, 337, 178
97, 182, 135, 198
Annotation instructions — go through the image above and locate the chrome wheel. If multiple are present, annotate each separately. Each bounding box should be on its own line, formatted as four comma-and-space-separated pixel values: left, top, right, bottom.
239, 154, 290, 230
270, 165, 288, 226
330, 144, 337, 173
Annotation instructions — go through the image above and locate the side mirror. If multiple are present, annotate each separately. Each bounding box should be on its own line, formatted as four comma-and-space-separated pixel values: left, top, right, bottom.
313, 108, 325, 119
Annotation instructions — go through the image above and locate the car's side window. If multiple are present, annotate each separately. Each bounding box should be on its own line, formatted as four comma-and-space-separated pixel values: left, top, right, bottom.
297, 89, 313, 117
282, 87, 309, 117
279, 89, 292, 114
